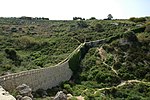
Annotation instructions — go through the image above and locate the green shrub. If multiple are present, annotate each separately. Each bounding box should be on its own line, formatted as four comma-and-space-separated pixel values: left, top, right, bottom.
94, 23, 104, 32
69, 97, 78, 100
34, 89, 47, 98
5, 48, 17, 60
123, 31, 138, 42
2, 64, 12, 71
106, 34, 121, 43
145, 73, 150, 81
82, 56, 97, 71
131, 26, 146, 33
127, 96, 142, 100
11, 27, 17, 32
4, 48, 22, 66
129, 17, 146, 23
121, 73, 135, 80
89, 17, 96, 20
96, 71, 120, 84
34, 56, 46, 67
77, 21, 88, 28
17, 36, 40, 49
145, 25, 150, 32
73, 17, 85, 20
63, 84, 73, 93
129, 17, 136, 22
137, 33, 150, 42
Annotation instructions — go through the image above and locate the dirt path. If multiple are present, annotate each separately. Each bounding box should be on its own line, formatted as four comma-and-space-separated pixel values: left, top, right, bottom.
103, 62, 118, 75
94, 80, 150, 94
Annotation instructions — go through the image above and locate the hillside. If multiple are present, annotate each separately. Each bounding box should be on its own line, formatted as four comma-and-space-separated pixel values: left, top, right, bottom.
61, 18, 150, 99
0, 17, 150, 99
65, 31, 150, 99
0, 17, 137, 75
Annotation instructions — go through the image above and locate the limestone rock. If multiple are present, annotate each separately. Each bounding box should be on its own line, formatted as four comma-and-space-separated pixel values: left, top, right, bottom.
16, 95, 22, 100
98, 47, 107, 61
21, 96, 32, 100
67, 94, 73, 99
76, 96, 84, 100
16, 84, 33, 98
0, 86, 16, 100
54, 91, 67, 100
67, 94, 72, 98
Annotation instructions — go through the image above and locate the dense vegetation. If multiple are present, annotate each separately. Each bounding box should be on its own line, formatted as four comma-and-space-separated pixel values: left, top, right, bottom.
0, 16, 150, 99
63, 31, 150, 99
0, 17, 139, 75
61, 17, 150, 99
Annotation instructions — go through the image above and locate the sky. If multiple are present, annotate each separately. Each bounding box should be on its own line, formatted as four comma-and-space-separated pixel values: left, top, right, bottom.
0, 0, 149, 20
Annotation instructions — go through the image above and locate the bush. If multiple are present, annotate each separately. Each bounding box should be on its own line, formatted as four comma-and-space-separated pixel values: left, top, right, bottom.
145, 73, 150, 81
96, 71, 120, 84
77, 21, 88, 28
129, 17, 146, 23
129, 17, 136, 22
2, 64, 12, 71
94, 23, 104, 32
121, 73, 135, 80
63, 84, 73, 93
137, 33, 150, 42
127, 96, 142, 100
73, 17, 85, 20
89, 17, 96, 20
34, 89, 47, 98
4, 48, 22, 66
123, 31, 138, 42
11, 27, 17, 32
131, 26, 146, 33
5, 48, 17, 60
145, 25, 150, 32
17, 36, 40, 49
69, 97, 78, 100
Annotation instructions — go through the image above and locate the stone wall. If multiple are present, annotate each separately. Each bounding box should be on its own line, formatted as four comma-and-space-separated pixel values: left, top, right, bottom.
0, 61, 72, 91
85, 39, 106, 48
0, 39, 105, 92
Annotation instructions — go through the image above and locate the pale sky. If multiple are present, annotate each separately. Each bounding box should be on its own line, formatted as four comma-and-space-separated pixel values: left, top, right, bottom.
0, 0, 149, 20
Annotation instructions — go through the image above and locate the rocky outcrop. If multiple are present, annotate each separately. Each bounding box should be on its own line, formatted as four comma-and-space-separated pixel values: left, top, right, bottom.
54, 91, 67, 100
16, 95, 32, 100
0, 86, 16, 100
98, 47, 107, 61
16, 84, 33, 98
16, 84, 33, 100
21, 96, 32, 100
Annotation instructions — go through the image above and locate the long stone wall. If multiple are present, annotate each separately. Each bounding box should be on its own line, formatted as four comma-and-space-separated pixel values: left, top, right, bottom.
0, 40, 105, 92
0, 61, 72, 91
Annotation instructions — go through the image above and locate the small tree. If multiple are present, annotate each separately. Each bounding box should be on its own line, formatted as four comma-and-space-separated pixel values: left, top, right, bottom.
89, 17, 96, 20
5, 49, 17, 60
107, 14, 113, 20
73, 17, 85, 20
